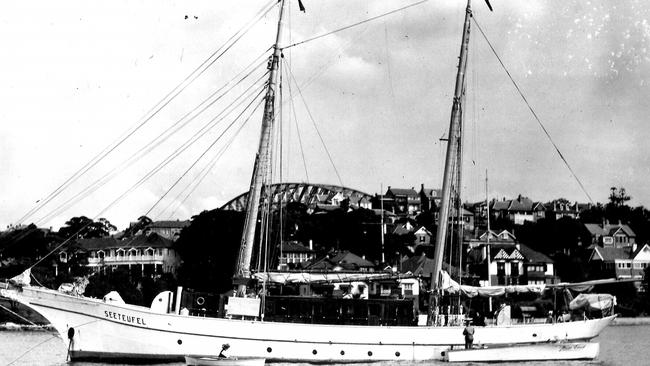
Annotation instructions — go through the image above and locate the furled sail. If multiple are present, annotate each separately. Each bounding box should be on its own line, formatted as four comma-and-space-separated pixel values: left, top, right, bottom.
254, 271, 414, 284
440, 270, 545, 298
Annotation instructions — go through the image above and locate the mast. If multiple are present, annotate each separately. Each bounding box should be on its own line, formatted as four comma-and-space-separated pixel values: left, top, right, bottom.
234, 0, 286, 295
429, 0, 472, 321
486, 169, 493, 312
380, 183, 385, 264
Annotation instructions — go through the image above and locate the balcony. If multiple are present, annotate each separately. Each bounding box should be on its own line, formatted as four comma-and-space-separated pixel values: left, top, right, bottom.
87, 254, 165, 266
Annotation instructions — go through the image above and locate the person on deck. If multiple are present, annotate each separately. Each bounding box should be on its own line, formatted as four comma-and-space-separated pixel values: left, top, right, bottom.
463, 318, 475, 349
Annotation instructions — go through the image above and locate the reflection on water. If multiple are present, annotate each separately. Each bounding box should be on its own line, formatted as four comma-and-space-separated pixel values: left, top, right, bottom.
0, 325, 648, 366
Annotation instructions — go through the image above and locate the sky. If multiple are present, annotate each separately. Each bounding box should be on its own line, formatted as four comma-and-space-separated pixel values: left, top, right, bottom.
1, 0, 649, 231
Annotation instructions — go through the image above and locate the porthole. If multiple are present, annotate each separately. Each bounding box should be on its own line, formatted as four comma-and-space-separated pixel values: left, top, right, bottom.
533, 333, 537, 337
177, 339, 182, 345
340, 350, 345, 355
312, 349, 318, 355
267, 347, 272, 353
196, 296, 205, 306
368, 351, 373, 356
395, 351, 401, 357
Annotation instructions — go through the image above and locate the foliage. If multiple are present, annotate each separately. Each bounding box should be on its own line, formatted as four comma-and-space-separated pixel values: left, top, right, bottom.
608, 187, 631, 207
58, 216, 116, 239
0, 224, 61, 279
174, 209, 245, 294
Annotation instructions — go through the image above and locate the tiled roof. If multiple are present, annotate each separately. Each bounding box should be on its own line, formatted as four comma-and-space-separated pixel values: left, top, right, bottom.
584, 223, 636, 238
508, 197, 533, 211
584, 223, 603, 236
400, 254, 460, 277
591, 246, 632, 261
72, 233, 174, 250
307, 250, 375, 270
387, 188, 418, 197
491, 200, 510, 211
281, 241, 313, 253
148, 220, 190, 229
518, 243, 553, 263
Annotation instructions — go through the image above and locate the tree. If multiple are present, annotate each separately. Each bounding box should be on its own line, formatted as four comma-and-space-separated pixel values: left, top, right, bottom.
123, 215, 153, 238
608, 187, 631, 207
58, 216, 116, 239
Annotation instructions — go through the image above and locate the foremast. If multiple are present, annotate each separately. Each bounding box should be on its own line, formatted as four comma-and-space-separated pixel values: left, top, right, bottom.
234, 0, 287, 295
429, 0, 472, 323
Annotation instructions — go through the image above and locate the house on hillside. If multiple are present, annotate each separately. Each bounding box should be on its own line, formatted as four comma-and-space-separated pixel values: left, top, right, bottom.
489, 196, 545, 225
414, 226, 433, 245
547, 200, 591, 220
584, 222, 636, 248
466, 231, 556, 286
466, 229, 516, 249
58, 232, 181, 276
277, 241, 315, 270
385, 187, 420, 215
306, 250, 376, 272
145, 220, 190, 241
419, 184, 442, 212
588, 243, 650, 286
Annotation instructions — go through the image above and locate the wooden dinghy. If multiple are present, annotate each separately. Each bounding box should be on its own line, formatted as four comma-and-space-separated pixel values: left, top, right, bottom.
184, 355, 266, 366
443, 342, 599, 362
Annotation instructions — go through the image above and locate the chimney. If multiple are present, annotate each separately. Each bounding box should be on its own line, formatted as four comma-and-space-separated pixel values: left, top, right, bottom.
632, 243, 638, 252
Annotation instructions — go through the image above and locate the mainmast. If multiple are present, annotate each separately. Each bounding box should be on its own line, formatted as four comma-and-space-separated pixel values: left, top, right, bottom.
429, 0, 472, 319
234, 0, 286, 295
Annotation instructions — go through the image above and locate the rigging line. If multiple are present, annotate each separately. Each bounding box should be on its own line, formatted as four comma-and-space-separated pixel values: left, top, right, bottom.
37, 72, 269, 225
146, 90, 267, 217
285, 66, 344, 186
282, 0, 429, 50
99, 84, 267, 220
282, 63, 310, 182
17, 1, 276, 226
167, 100, 260, 218
0, 303, 45, 328
472, 17, 595, 205
34, 59, 268, 226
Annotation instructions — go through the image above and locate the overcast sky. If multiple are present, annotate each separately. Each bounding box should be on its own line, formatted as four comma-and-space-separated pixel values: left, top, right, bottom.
1, 0, 649, 231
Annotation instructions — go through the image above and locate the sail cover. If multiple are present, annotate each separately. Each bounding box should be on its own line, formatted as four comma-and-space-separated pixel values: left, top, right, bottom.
569, 293, 616, 311
254, 271, 413, 284
440, 271, 545, 297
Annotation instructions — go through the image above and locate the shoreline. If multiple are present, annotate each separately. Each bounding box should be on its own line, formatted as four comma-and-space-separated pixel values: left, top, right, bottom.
612, 316, 650, 326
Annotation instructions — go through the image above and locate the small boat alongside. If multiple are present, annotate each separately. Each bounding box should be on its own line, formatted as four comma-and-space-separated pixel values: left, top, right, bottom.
443, 342, 600, 362
185, 355, 266, 366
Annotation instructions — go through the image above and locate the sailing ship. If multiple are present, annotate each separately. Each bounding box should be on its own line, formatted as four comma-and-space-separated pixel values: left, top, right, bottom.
0, 0, 616, 363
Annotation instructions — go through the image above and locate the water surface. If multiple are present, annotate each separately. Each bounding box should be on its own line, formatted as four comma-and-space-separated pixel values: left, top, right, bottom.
1, 325, 647, 366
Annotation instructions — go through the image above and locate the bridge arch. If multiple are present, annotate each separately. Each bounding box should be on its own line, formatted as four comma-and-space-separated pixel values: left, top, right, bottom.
220, 182, 374, 211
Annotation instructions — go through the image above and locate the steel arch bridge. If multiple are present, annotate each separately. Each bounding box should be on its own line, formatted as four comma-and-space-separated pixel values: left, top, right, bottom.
220, 182, 374, 212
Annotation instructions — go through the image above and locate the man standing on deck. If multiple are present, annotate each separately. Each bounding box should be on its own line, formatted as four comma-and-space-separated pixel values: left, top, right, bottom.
463, 318, 475, 349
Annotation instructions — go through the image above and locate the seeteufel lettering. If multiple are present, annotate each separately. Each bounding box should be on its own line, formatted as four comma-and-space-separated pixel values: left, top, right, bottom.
104, 310, 147, 326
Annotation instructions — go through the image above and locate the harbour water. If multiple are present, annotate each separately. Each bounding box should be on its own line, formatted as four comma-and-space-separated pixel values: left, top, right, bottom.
0, 324, 648, 366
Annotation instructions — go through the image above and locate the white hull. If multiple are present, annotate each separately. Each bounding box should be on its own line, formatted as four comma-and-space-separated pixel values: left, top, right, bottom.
444, 342, 600, 362
1, 286, 614, 363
